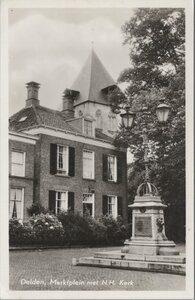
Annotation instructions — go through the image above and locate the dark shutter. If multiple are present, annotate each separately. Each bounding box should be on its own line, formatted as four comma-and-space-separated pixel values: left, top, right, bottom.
117, 154, 123, 183
117, 196, 123, 217
102, 154, 108, 181
102, 195, 108, 215
50, 144, 57, 174
68, 192, 74, 212
49, 190, 56, 213
68, 147, 75, 177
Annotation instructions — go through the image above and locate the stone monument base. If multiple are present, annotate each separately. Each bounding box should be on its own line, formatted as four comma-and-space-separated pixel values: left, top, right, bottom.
73, 249, 185, 275
121, 239, 179, 256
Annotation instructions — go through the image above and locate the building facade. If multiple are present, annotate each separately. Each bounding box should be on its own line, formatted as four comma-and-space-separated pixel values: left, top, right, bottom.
9, 50, 128, 221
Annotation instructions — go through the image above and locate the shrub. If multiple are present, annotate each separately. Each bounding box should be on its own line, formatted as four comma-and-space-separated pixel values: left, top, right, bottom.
9, 218, 35, 245
29, 213, 64, 245
9, 214, 64, 246
27, 202, 47, 216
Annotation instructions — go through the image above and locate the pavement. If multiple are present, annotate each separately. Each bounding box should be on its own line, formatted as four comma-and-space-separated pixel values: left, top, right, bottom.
9, 244, 185, 291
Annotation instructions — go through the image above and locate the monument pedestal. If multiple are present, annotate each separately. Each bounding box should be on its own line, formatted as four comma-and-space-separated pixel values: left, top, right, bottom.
121, 193, 179, 256
75, 185, 185, 275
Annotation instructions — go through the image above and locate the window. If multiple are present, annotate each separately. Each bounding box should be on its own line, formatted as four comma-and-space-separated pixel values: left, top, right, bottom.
50, 144, 75, 177
102, 195, 122, 219
10, 188, 24, 219
57, 145, 69, 175
107, 155, 117, 182
107, 196, 117, 218
49, 190, 74, 214
11, 151, 25, 177
108, 112, 117, 131
56, 191, 68, 214
84, 120, 93, 136
83, 150, 94, 179
83, 193, 95, 217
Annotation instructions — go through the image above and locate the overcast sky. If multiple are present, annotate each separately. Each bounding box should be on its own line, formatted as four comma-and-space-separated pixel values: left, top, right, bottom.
9, 8, 134, 115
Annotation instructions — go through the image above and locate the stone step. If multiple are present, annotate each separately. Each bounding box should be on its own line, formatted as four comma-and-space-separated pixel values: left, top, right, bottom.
75, 256, 185, 275
93, 251, 186, 264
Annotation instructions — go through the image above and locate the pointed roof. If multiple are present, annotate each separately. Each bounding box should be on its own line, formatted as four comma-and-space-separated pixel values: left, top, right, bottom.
71, 50, 116, 106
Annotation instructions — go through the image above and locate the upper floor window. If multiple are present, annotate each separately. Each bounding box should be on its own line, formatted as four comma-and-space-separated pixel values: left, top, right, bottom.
84, 119, 93, 136
50, 144, 75, 177
107, 155, 117, 182
57, 145, 68, 175
11, 151, 25, 177
83, 150, 94, 179
108, 112, 117, 131
10, 188, 24, 219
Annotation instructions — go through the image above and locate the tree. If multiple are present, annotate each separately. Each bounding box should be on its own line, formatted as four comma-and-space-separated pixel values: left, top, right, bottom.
112, 8, 185, 241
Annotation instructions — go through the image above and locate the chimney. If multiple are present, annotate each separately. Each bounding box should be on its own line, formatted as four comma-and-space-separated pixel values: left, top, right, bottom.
61, 89, 76, 119
26, 81, 40, 107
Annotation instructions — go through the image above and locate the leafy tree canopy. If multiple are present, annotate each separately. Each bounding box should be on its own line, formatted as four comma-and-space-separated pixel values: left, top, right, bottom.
112, 8, 185, 212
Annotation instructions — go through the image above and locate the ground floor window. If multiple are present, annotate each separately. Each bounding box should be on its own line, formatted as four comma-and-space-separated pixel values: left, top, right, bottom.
107, 195, 118, 219
10, 188, 24, 219
83, 193, 95, 217
55, 191, 68, 214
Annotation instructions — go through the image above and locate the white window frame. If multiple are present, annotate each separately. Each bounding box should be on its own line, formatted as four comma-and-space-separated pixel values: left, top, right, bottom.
56, 144, 69, 175
107, 154, 117, 182
11, 151, 26, 177
107, 195, 118, 219
82, 193, 95, 218
10, 187, 24, 220
83, 150, 95, 179
55, 191, 68, 214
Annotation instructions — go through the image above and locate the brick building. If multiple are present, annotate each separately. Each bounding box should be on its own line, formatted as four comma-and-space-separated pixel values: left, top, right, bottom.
9, 50, 128, 221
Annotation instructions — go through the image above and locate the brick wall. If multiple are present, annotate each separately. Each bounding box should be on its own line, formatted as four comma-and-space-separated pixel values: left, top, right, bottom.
35, 134, 128, 221
9, 140, 35, 219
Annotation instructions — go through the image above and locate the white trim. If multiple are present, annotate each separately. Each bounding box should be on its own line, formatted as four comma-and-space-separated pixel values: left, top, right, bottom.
21, 126, 126, 151
9, 131, 38, 144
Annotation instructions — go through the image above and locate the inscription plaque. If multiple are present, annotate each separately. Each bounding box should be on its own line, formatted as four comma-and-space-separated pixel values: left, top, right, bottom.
134, 216, 152, 237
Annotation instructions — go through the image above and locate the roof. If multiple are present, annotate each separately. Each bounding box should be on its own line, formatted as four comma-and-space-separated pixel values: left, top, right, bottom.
71, 50, 116, 106
9, 105, 113, 143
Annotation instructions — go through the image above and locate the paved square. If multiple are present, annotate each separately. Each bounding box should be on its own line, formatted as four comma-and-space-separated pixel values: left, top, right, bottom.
9, 245, 185, 291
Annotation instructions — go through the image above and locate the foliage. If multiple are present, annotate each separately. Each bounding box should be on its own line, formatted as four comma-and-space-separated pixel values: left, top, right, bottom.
9, 214, 64, 246
9, 218, 35, 245
10, 212, 131, 246
27, 202, 47, 216
29, 213, 64, 245
111, 8, 185, 241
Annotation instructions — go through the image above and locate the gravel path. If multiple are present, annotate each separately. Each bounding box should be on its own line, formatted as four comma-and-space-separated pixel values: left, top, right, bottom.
9, 245, 185, 291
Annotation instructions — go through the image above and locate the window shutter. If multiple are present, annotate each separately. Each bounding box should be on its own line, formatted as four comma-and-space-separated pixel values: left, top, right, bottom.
50, 144, 57, 174
68, 192, 74, 212
117, 154, 122, 183
102, 195, 108, 215
102, 154, 108, 181
49, 190, 56, 213
117, 196, 123, 217
68, 147, 75, 177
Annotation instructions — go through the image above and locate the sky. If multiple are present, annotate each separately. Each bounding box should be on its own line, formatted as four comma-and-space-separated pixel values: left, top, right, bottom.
9, 8, 134, 115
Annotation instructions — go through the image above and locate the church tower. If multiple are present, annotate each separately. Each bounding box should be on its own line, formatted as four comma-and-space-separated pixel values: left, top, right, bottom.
65, 50, 121, 136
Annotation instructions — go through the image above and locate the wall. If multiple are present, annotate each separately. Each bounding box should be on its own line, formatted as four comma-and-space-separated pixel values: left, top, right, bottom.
35, 134, 128, 221
9, 139, 35, 219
